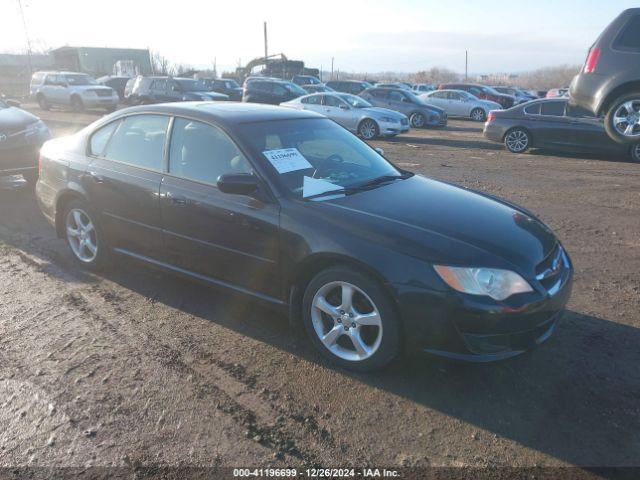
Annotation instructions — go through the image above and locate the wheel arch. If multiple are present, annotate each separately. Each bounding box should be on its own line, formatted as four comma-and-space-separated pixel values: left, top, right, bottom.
287, 252, 396, 327
54, 188, 89, 238
599, 80, 640, 116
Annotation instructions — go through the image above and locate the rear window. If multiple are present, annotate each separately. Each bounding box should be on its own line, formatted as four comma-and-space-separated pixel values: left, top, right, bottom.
524, 103, 541, 115
540, 101, 566, 116
614, 15, 640, 51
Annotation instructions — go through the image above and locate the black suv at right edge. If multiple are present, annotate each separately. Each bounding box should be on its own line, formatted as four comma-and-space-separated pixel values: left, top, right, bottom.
242, 79, 307, 105
570, 8, 640, 144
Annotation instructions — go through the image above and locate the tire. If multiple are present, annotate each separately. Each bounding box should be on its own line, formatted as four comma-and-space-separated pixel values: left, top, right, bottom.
358, 119, 379, 140
470, 108, 486, 122
410, 112, 426, 128
22, 170, 38, 187
605, 92, 640, 144
71, 96, 85, 113
504, 128, 531, 153
630, 143, 640, 163
63, 200, 108, 271
302, 266, 401, 372
37, 94, 50, 111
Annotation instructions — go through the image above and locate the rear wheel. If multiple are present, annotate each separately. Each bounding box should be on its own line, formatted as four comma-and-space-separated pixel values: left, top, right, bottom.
71, 96, 85, 113
470, 107, 486, 122
63, 200, 108, 271
302, 266, 400, 372
630, 143, 640, 163
358, 119, 379, 140
410, 112, 425, 128
605, 93, 640, 144
37, 94, 49, 111
504, 128, 531, 153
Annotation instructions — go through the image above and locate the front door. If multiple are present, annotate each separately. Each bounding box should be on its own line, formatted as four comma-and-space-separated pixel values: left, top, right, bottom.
160, 117, 281, 299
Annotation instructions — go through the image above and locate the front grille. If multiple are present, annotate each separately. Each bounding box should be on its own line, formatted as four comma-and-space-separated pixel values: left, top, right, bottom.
535, 244, 566, 293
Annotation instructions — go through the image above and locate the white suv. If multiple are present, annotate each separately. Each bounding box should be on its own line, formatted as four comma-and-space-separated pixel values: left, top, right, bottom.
30, 71, 119, 112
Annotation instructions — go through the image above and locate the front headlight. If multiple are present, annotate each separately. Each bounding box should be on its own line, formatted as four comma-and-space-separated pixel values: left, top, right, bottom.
24, 120, 48, 136
434, 265, 533, 301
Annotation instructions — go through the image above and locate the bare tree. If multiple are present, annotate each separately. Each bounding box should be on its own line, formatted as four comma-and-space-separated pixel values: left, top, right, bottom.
412, 67, 459, 85
151, 51, 170, 75
512, 65, 581, 90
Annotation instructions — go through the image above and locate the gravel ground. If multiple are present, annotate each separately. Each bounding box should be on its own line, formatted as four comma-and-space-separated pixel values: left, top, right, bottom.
0, 105, 639, 472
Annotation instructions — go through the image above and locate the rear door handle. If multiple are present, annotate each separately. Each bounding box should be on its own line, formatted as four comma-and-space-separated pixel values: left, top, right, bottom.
166, 192, 188, 206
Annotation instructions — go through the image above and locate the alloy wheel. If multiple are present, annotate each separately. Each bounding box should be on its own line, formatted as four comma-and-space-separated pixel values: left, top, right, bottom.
471, 108, 486, 122
505, 129, 529, 153
613, 100, 640, 138
66, 208, 98, 263
411, 113, 425, 128
310, 281, 383, 362
359, 120, 377, 140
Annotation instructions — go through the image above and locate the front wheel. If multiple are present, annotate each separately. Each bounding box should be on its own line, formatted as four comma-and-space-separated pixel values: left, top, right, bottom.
37, 94, 50, 111
504, 128, 531, 153
302, 266, 400, 372
605, 93, 640, 144
64, 200, 108, 271
71, 96, 85, 113
358, 119, 379, 140
410, 112, 426, 128
470, 108, 486, 122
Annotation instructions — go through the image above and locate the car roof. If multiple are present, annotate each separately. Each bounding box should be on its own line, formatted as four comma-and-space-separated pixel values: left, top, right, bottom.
113, 102, 323, 126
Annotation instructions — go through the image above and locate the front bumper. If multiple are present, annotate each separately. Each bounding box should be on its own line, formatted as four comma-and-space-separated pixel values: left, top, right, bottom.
81, 95, 119, 108
391, 260, 573, 362
379, 120, 410, 136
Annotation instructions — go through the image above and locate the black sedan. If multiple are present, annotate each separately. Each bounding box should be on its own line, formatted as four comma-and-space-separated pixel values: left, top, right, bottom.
36, 103, 572, 371
484, 98, 640, 162
0, 97, 51, 185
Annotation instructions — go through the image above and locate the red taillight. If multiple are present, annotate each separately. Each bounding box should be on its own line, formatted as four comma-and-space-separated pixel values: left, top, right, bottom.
486, 111, 496, 123
584, 47, 601, 73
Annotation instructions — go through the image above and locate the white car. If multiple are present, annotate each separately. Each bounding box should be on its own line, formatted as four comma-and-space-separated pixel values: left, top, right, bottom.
30, 71, 119, 113
281, 92, 409, 139
420, 89, 502, 122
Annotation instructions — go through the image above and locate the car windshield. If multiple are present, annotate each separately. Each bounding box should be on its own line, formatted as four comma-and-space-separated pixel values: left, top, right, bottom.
403, 90, 424, 104
238, 118, 404, 200
337, 94, 371, 108
285, 82, 307, 96
176, 79, 206, 91
484, 86, 501, 96
225, 80, 240, 88
65, 74, 97, 86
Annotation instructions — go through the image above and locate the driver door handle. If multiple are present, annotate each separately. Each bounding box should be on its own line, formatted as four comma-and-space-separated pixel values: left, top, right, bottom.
166, 192, 188, 206
87, 171, 105, 183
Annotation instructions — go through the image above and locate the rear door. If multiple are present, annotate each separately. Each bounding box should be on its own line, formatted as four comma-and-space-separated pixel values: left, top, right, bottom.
323, 95, 354, 129
529, 101, 575, 148
564, 104, 617, 152
85, 114, 169, 259
447, 91, 467, 116
160, 117, 281, 298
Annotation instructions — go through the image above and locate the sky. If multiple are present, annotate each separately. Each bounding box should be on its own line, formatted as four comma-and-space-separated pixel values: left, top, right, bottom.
2, 0, 638, 74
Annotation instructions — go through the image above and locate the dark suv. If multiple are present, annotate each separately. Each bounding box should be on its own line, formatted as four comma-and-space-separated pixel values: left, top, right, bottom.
242, 79, 307, 105
203, 78, 243, 101
569, 8, 640, 144
325, 80, 373, 95
439, 83, 515, 109
126, 76, 229, 105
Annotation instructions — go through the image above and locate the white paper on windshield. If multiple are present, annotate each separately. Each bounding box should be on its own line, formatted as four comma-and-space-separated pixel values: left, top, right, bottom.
263, 148, 313, 174
302, 176, 343, 198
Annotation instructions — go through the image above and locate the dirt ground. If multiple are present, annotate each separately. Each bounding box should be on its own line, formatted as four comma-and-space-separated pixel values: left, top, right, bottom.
0, 104, 639, 473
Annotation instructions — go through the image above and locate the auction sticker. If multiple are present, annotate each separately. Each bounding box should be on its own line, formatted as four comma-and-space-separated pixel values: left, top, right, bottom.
263, 148, 313, 174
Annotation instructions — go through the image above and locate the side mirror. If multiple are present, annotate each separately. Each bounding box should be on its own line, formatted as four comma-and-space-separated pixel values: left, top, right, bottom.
339, 103, 349, 110
217, 173, 259, 195
374, 147, 385, 157
6, 100, 21, 108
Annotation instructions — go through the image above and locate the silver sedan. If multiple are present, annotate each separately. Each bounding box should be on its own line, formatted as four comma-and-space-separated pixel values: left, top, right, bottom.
420, 89, 502, 122
280, 93, 409, 139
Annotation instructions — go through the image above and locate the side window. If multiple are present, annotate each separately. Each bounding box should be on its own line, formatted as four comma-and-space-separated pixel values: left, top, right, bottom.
448, 92, 462, 101
469, 87, 482, 96
389, 91, 404, 102
151, 79, 167, 91
324, 95, 344, 107
524, 103, 541, 115
89, 121, 120, 156
540, 101, 566, 117
272, 84, 287, 96
614, 15, 640, 51
104, 115, 169, 170
169, 118, 252, 185
370, 89, 387, 99
303, 95, 321, 105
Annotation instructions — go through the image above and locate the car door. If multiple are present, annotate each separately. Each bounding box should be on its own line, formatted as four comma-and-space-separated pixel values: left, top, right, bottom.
160, 117, 281, 298
43, 74, 65, 105
323, 95, 353, 129
424, 91, 446, 110
564, 104, 615, 152
531, 101, 575, 148
447, 91, 468, 116
387, 90, 406, 114
85, 114, 169, 259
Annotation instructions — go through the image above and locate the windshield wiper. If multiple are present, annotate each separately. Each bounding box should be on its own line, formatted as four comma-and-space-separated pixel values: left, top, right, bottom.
304, 173, 411, 201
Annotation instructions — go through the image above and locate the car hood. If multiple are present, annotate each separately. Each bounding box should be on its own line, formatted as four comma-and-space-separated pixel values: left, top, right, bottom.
318, 175, 557, 275
0, 107, 40, 135
74, 85, 113, 92
480, 100, 502, 109
416, 102, 445, 114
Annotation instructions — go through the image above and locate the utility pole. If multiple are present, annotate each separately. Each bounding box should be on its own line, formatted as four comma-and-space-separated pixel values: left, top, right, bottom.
264, 22, 268, 65
465, 50, 468, 81
331, 57, 334, 80
17, 0, 33, 75
213, 57, 217, 78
